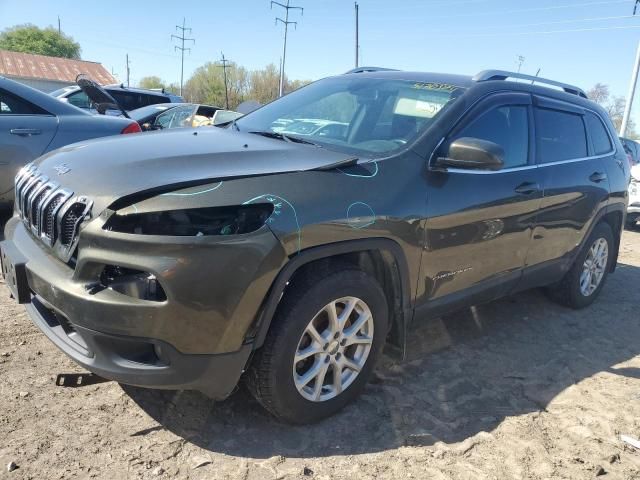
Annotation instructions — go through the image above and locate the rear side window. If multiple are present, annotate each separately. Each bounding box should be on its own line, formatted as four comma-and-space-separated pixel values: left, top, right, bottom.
0, 89, 48, 114
143, 93, 168, 106
585, 112, 612, 155
66, 90, 91, 109
535, 108, 587, 163
453, 105, 529, 168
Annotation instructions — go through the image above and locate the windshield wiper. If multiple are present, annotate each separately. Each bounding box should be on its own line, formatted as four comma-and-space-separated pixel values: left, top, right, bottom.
249, 130, 320, 147
314, 157, 360, 171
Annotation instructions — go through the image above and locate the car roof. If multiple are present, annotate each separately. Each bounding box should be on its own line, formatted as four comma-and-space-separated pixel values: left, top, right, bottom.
55, 84, 180, 98
0, 75, 92, 116
337, 68, 595, 104
334, 70, 475, 88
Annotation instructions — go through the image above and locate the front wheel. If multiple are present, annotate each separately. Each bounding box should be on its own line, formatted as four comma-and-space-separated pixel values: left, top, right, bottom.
547, 222, 614, 309
246, 265, 388, 424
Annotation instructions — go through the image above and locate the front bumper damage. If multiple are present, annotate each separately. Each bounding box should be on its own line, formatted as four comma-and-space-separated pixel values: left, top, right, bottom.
1, 215, 287, 399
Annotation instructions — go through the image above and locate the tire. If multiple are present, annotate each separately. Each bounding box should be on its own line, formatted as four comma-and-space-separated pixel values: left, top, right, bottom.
547, 222, 614, 309
246, 263, 388, 424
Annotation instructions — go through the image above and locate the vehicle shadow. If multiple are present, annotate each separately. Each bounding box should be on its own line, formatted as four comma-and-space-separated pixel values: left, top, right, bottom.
124, 258, 640, 459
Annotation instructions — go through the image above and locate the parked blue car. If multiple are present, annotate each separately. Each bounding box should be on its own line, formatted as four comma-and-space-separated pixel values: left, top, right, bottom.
0, 76, 141, 208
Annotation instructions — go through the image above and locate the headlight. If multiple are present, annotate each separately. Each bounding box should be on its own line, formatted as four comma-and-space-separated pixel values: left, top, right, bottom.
103, 204, 273, 236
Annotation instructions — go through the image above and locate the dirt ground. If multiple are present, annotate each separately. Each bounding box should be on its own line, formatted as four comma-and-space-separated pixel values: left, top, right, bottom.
1, 217, 639, 480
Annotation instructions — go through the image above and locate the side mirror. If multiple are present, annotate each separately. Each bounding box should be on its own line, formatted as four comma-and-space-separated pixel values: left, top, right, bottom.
436, 137, 505, 171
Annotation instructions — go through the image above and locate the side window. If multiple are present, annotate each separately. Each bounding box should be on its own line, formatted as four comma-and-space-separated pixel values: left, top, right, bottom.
66, 90, 91, 109
535, 108, 587, 163
0, 89, 47, 114
585, 112, 612, 155
155, 105, 195, 129
453, 105, 529, 168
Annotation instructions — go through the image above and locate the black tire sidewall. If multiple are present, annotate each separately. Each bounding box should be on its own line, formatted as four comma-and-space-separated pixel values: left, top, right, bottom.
264, 269, 388, 424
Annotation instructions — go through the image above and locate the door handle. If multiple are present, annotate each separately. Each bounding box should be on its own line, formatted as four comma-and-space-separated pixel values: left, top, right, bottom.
10, 128, 42, 136
589, 172, 607, 183
514, 182, 540, 195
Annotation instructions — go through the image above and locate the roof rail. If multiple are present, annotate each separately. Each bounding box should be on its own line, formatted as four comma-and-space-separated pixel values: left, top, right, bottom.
345, 66, 399, 74
473, 70, 587, 98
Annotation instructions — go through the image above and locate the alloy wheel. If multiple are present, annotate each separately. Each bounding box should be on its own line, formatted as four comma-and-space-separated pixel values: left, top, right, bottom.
579, 237, 608, 296
292, 296, 374, 402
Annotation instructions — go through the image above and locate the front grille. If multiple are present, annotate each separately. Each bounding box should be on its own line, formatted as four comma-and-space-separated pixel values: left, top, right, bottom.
43, 193, 65, 241
60, 202, 86, 247
14, 166, 89, 260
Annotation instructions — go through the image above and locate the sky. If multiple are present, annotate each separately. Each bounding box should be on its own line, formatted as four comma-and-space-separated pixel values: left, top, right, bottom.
2, 0, 640, 125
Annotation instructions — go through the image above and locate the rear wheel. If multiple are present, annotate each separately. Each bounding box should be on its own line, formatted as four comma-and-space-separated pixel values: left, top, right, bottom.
548, 222, 614, 309
246, 264, 388, 424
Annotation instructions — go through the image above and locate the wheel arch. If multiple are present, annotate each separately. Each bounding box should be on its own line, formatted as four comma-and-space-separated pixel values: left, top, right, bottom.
247, 238, 413, 356
599, 204, 625, 273
575, 204, 625, 274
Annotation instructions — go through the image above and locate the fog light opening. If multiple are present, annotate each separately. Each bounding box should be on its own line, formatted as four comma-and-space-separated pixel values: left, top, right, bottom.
100, 265, 167, 302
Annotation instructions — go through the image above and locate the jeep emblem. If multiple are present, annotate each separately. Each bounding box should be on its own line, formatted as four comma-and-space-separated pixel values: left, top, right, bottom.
54, 164, 71, 175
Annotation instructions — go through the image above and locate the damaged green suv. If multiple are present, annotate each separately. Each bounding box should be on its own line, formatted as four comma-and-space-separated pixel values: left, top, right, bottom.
1, 69, 629, 423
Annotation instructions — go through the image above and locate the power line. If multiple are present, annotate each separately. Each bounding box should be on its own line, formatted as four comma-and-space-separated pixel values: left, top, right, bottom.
171, 18, 195, 97
432, 23, 640, 38
369, 14, 639, 38
384, 0, 633, 20
496, 14, 636, 29
271, 0, 304, 97
217, 52, 232, 109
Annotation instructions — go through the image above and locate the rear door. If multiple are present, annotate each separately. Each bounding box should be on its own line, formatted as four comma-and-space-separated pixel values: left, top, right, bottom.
521, 96, 610, 287
419, 92, 542, 309
0, 88, 57, 203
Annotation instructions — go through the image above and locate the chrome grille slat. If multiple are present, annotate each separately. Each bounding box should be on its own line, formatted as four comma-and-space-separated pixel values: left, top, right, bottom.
13, 167, 86, 263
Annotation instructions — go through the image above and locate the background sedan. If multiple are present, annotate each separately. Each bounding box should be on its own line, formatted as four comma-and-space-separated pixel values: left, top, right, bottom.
0, 76, 141, 209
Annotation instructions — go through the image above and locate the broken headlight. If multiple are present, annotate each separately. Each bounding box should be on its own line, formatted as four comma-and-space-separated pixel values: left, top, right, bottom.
104, 204, 274, 236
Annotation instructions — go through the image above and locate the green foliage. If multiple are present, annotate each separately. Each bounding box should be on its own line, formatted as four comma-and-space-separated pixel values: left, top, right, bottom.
183, 62, 311, 109
138, 76, 165, 90
0, 24, 81, 59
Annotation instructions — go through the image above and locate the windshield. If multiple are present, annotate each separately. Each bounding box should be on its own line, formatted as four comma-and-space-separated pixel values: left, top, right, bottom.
235, 76, 465, 157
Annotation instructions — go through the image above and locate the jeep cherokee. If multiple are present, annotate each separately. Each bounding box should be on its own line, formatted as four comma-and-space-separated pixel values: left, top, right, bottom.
0, 68, 630, 423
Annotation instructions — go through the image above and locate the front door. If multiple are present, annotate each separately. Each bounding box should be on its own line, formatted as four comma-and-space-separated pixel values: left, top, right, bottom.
417, 92, 541, 314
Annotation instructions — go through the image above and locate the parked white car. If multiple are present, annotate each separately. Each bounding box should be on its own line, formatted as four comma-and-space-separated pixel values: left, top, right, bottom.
628, 164, 640, 227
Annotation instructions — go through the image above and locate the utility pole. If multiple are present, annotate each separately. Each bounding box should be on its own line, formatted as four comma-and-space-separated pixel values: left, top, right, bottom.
57, 16, 61, 34
355, 2, 359, 68
271, 0, 304, 97
171, 18, 195, 97
217, 52, 231, 110
516, 55, 525, 73
125, 54, 130, 87
621, 40, 640, 137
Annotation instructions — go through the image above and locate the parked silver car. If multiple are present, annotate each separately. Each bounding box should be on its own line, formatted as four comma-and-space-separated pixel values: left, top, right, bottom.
0, 76, 141, 208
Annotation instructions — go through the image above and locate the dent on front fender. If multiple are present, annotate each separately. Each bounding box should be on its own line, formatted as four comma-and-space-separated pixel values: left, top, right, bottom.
67, 216, 289, 354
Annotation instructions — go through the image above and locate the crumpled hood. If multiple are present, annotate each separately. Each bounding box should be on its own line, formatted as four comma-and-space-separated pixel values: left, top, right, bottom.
34, 127, 353, 214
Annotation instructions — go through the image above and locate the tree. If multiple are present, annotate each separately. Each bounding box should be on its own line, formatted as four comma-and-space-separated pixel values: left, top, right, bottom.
182, 61, 312, 109
0, 24, 81, 59
587, 83, 637, 138
138, 76, 165, 90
